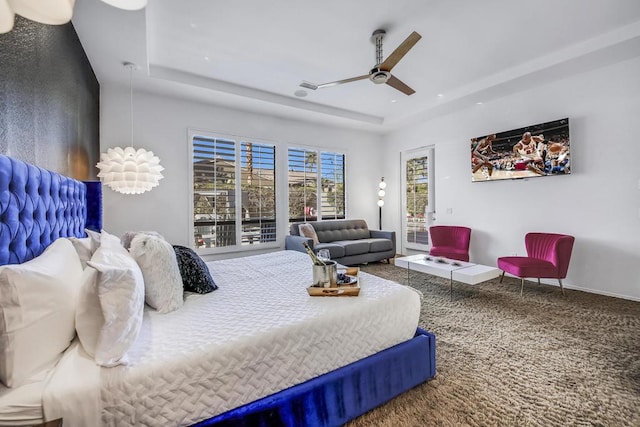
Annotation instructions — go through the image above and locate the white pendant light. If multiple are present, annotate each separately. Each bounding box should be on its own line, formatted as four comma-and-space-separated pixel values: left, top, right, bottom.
96, 62, 164, 195
0, 0, 14, 33
7, 0, 75, 25
97, 147, 164, 194
1, 0, 146, 34
100, 0, 147, 11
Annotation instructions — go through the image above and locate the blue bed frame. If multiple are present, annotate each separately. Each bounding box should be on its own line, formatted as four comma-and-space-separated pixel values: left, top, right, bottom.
0, 154, 436, 427
195, 328, 435, 427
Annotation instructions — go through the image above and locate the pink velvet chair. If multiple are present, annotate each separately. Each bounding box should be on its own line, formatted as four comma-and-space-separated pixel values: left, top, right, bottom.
497, 232, 575, 297
429, 226, 471, 262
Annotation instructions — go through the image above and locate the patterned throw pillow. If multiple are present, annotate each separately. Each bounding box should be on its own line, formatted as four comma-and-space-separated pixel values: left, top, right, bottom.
172, 245, 218, 294
298, 223, 319, 244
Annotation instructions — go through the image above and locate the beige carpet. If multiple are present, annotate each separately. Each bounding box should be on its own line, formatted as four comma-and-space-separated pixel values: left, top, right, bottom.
346, 263, 640, 427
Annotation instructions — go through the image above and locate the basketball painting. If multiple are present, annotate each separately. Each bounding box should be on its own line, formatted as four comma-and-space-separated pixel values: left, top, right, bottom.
471, 118, 570, 182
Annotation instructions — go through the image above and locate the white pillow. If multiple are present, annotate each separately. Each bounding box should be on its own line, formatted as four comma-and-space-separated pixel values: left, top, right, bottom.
84, 228, 120, 252
74, 267, 101, 356
0, 238, 83, 387
81, 231, 145, 367
68, 236, 93, 269
84, 228, 101, 250
121, 230, 165, 250
129, 234, 183, 313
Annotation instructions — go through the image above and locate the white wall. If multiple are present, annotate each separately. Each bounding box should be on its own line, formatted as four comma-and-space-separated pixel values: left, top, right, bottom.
99, 87, 384, 258
383, 57, 640, 301
99, 57, 640, 300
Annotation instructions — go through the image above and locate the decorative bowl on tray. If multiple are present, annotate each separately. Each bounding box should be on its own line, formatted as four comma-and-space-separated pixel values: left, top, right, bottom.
337, 272, 358, 285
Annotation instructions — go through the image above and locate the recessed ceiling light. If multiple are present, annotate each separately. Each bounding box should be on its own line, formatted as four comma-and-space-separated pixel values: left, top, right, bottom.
391, 99, 397, 103
476, 102, 483, 105
437, 94, 444, 98
204, 56, 210, 61
294, 90, 308, 97
190, 23, 197, 29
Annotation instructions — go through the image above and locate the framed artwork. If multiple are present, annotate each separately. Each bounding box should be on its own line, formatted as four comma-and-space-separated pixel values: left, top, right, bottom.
471, 118, 570, 182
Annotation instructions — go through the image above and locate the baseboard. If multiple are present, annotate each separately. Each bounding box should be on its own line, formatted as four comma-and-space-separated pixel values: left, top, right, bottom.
554, 282, 640, 302
512, 276, 640, 302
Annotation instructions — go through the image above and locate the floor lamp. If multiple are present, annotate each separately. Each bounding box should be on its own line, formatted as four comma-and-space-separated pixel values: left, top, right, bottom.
377, 177, 386, 230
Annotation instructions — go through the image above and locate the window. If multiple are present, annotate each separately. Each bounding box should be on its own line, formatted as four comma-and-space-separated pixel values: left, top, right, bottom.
241, 142, 276, 244
288, 148, 345, 224
401, 147, 434, 250
192, 134, 276, 249
288, 148, 317, 222
320, 151, 345, 220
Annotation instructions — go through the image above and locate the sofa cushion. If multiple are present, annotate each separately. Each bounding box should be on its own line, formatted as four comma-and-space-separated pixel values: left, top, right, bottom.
333, 240, 370, 256
368, 238, 394, 253
314, 243, 346, 259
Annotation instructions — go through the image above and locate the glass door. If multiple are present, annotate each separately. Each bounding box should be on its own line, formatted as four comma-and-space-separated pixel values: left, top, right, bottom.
401, 147, 435, 252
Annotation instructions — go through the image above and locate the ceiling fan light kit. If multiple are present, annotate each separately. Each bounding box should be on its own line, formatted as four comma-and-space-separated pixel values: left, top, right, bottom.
369, 68, 390, 84
300, 29, 421, 96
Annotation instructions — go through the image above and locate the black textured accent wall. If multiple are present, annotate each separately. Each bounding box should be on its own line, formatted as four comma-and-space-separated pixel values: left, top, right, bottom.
0, 16, 99, 180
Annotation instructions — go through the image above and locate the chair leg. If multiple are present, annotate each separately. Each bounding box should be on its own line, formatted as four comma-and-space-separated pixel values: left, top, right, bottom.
499, 271, 505, 283
558, 278, 565, 296
520, 278, 525, 297
537, 278, 541, 286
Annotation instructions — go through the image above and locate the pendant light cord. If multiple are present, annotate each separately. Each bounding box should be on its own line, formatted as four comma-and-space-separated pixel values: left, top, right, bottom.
129, 64, 134, 147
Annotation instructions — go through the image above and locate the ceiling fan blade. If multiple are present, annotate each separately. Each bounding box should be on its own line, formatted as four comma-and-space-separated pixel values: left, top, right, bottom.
379, 31, 422, 72
318, 75, 369, 88
386, 75, 415, 96
300, 75, 368, 90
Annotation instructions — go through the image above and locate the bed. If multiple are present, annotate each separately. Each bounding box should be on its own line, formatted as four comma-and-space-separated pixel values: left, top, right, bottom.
0, 154, 436, 426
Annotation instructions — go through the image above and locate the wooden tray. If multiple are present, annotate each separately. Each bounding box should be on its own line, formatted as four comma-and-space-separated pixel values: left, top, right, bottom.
307, 267, 360, 297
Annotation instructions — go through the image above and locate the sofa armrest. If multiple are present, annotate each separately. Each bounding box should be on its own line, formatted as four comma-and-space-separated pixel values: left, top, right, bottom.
285, 235, 314, 253
370, 230, 396, 255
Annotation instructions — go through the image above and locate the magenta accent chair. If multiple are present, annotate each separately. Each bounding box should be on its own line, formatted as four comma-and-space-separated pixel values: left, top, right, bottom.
429, 226, 472, 262
497, 232, 575, 297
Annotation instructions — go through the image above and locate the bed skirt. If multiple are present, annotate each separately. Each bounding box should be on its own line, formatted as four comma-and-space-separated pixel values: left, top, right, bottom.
192, 328, 436, 427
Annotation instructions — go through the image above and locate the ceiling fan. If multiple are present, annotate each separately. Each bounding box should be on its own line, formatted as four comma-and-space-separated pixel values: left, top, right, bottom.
300, 29, 422, 96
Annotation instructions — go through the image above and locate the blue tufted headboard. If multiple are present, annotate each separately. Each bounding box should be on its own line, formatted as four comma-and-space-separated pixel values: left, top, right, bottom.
0, 154, 102, 265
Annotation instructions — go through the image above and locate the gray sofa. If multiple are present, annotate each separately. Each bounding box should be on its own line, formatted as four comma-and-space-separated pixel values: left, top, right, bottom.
285, 219, 396, 265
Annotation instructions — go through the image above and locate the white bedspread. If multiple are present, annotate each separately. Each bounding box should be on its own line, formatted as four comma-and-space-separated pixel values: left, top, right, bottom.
0, 366, 52, 426
43, 251, 421, 426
